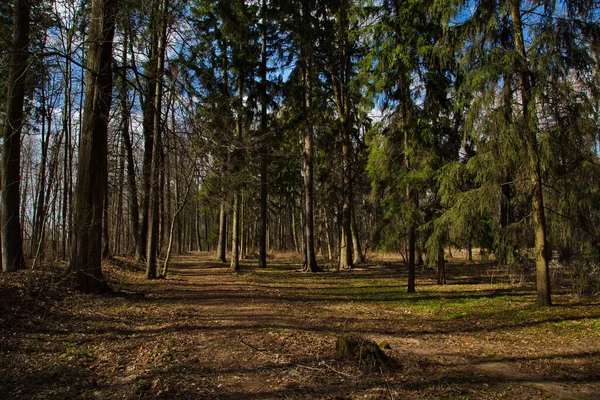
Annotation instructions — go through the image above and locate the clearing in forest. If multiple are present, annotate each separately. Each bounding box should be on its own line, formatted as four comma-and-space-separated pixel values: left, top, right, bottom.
1, 252, 599, 399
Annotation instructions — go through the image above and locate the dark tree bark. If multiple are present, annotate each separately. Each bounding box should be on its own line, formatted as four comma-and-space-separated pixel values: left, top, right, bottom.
146, 0, 169, 280
139, 7, 159, 263
258, 0, 269, 269
437, 245, 446, 285
118, 33, 142, 257
68, 0, 117, 292
101, 186, 110, 260
1, 0, 30, 272
230, 76, 244, 272
31, 80, 52, 259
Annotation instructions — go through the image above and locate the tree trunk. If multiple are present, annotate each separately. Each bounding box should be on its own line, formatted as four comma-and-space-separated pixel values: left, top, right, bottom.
333, 0, 353, 270
101, 186, 110, 259
437, 245, 446, 285
258, 0, 269, 268
195, 207, 202, 251
351, 207, 364, 264
31, 82, 52, 259
139, 9, 159, 263
2, 0, 30, 272
301, 5, 319, 272
230, 75, 244, 272
509, 0, 551, 306
217, 200, 227, 262
146, 0, 169, 279
162, 178, 192, 277
68, 0, 117, 292
119, 34, 142, 257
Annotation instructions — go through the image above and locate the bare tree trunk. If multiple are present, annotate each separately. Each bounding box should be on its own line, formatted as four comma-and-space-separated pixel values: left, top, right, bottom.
437, 245, 446, 285
351, 208, 364, 264
115, 137, 125, 254
139, 9, 158, 263
1, 0, 30, 272
102, 186, 110, 259
333, 0, 353, 270
324, 208, 333, 262
146, 0, 169, 279
230, 193, 240, 270
230, 74, 244, 272
68, 0, 117, 292
217, 200, 227, 261
161, 177, 192, 277
291, 205, 298, 253
195, 207, 202, 251
31, 80, 52, 259
301, 5, 319, 272
406, 132, 416, 294
258, 0, 269, 268
119, 34, 142, 257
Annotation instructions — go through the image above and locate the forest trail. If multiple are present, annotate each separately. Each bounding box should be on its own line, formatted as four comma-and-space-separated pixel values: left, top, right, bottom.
2, 252, 600, 399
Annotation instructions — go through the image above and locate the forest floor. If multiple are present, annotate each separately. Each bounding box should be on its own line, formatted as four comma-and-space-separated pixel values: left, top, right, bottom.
1, 251, 599, 399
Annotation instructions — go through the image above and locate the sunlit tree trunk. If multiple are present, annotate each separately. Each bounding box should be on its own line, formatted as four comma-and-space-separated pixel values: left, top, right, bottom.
301, 3, 319, 272
68, 0, 117, 292
230, 75, 244, 272
217, 201, 227, 261
509, 0, 551, 306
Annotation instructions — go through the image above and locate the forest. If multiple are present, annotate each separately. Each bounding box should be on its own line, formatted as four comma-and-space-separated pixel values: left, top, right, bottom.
1, 0, 600, 399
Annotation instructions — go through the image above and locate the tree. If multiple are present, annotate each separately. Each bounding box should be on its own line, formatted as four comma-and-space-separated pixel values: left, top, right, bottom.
432, 0, 600, 305
2, 0, 30, 273
146, 0, 170, 279
365, 0, 435, 292
258, 0, 270, 269
68, 0, 117, 292
299, 0, 320, 272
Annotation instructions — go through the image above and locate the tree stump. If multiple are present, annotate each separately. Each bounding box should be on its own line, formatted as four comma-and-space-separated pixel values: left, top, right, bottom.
335, 334, 388, 371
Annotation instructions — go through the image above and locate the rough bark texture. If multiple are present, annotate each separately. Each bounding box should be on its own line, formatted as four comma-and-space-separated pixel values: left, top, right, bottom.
1, 0, 30, 272
68, 0, 116, 292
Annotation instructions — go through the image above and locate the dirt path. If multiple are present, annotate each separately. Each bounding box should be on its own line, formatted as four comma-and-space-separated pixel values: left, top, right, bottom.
2, 252, 599, 399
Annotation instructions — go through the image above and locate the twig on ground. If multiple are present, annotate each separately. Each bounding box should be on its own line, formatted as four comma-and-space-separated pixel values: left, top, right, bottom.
380, 365, 395, 400
239, 337, 267, 352
319, 360, 359, 379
